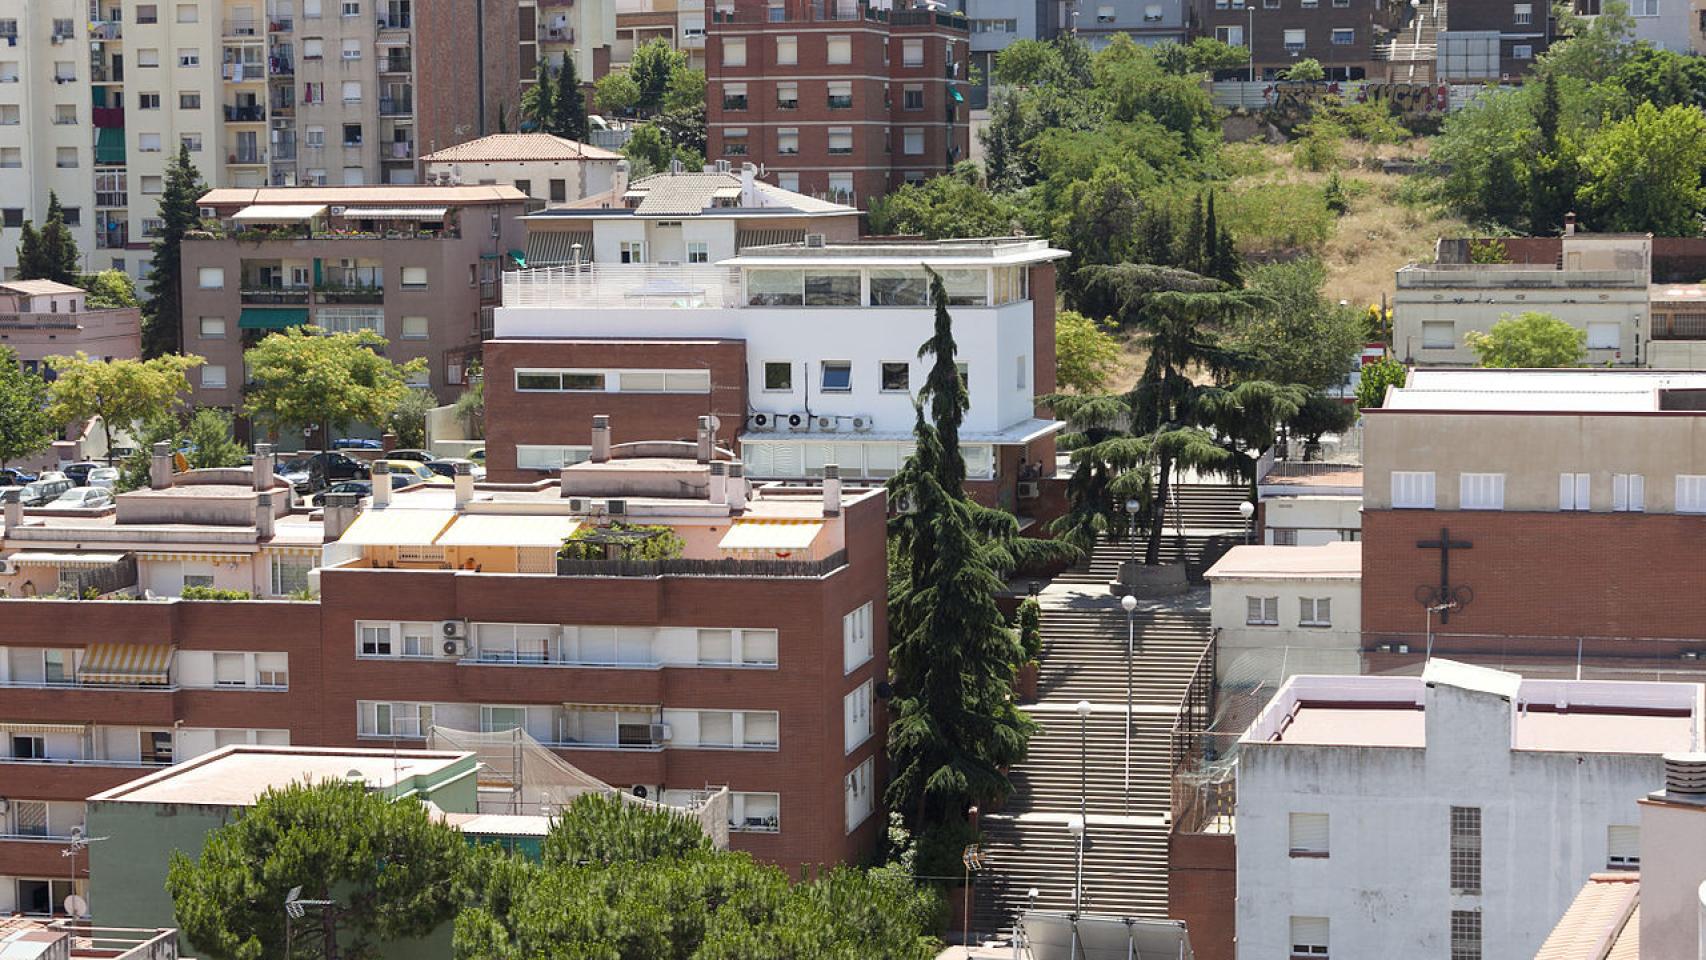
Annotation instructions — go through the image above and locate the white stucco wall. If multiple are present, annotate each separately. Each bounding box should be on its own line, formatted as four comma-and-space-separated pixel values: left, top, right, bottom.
1393, 288, 1649, 367
1262, 496, 1362, 545
1209, 573, 1361, 686
1638, 796, 1706, 959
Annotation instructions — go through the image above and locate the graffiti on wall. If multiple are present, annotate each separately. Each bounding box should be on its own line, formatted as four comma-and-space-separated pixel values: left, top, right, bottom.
1264, 81, 1449, 117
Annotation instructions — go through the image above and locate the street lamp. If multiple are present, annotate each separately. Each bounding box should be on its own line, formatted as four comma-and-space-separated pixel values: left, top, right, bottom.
1067, 812, 1088, 959
1248, 5, 1256, 83
1239, 500, 1255, 545
1119, 594, 1137, 815
1124, 497, 1141, 583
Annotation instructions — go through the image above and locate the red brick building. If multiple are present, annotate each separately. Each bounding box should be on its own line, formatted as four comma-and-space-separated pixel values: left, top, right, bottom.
705, 0, 971, 206
0, 439, 889, 913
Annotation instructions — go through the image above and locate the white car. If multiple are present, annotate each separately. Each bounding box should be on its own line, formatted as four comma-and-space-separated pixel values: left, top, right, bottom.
87, 467, 120, 490
52, 487, 113, 510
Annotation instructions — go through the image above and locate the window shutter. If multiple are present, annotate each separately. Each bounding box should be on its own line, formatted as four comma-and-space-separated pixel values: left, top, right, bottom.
1679, 475, 1706, 513
1561, 473, 1576, 511
1248, 596, 1263, 622
1613, 474, 1628, 511
1629, 474, 1645, 511
1290, 916, 1329, 953
1289, 812, 1329, 854
1576, 473, 1590, 510
1608, 824, 1639, 867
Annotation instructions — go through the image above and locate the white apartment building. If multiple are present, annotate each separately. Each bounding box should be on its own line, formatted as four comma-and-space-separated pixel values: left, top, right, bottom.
1235, 660, 1704, 960
1204, 542, 1362, 687
422, 133, 625, 207
527, 0, 617, 82
0, 0, 98, 280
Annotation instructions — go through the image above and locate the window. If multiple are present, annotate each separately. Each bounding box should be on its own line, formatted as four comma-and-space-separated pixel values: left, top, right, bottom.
1097, 3, 1116, 19
180, 91, 201, 109
844, 678, 874, 752
729, 792, 780, 832
1612, 473, 1644, 512
399, 315, 428, 340
180, 134, 201, 152
1634, 0, 1659, 12
0, 148, 16, 169
1331, 28, 1354, 44
776, 81, 798, 109
1290, 916, 1328, 957
1558, 473, 1590, 511
828, 172, 853, 202
687, 242, 709, 264
1513, 44, 1534, 60
0, 105, 15, 125
178, 48, 200, 67
806, 270, 859, 306
303, 37, 324, 58
1300, 597, 1331, 627
845, 756, 875, 831
137, 5, 160, 23
1459, 473, 1504, 510
722, 129, 748, 156
342, 80, 361, 103
256, 653, 288, 687
844, 601, 873, 672
1246, 596, 1278, 625
1392, 471, 1436, 509
53, 102, 77, 125
777, 128, 799, 155
723, 36, 746, 66
271, 554, 311, 595
903, 84, 924, 110
341, 37, 361, 59
1678, 475, 1706, 514
214, 653, 246, 686
827, 35, 851, 64
618, 241, 645, 264
742, 711, 779, 748
342, 0, 360, 15
1450, 911, 1482, 960
1421, 320, 1456, 349
139, 133, 163, 153
358, 621, 394, 656
1289, 812, 1329, 856
902, 127, 923, 155
761, 361, 794, 391
400, 266, 427, 289
11, 800, 48, 837
198, 266, 225, 289
176, 2, 197, 20
359, 701, 432, 738
1607, 824, 1639, 868
747, 272, 800, 306
828, 127, 853, 155
827, 80, 852, 108
881, 362, 910, 392
776, 35, 797, 64
138, 48, 160, 68
1273, 527, 1299, 546
902, 38, 923, 67
1513, 2, 1532, 23
777, 171, 800, 192
11, 735, 44, 760
1016, 354, 1028, 390
1587, 321, 1620, 349
201, 365, 227, 388
1145, 3, 1164, 19
137, 92, 162, 111
1450, 806, 1481, 894
515, 446, 592, 470
1283, 28, 1305, 52
821, 361, 852, 392
722, 82, 747, 110
43, 651, 70, 684
342, 123, 362, 145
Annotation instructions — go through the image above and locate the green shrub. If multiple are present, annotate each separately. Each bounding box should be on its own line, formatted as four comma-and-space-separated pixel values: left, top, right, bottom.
180, 585, 254, 600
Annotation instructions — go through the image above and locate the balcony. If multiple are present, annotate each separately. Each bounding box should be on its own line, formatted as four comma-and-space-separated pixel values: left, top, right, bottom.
379, 55, 412, 74
379, 97, 413, 116
241, 286, 311, 304
222, 62, 265, 82
318, 284, 385, 304
227, 147, 267, 165
272, 141, 297, 160
384, 140, 414, 160
270, 17, 294, 31
95, 225, 130, 248
224, 104, 266, 122
92, 21, 122, 40
269, 55, 295, 76
225, 18, 264, 37
378, 14, 412, 29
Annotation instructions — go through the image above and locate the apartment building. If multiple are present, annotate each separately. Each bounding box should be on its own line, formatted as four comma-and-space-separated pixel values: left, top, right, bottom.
1235, 660, 1703, 960
1361, 368, 1706, 677
612, 0, 704, 71
705, 0, 971, 206
180, 184, 527, 408
0, 1, 98, 280
1437, 0, 1550, 80
529, 0, 618, 84
1191, 0, 1384, 81
422, 133, 625, 207
488, 236, 1066, 512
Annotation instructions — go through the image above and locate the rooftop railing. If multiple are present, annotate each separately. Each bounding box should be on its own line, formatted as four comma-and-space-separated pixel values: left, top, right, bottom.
503, 263, 744, 309
556, 548, 846, 578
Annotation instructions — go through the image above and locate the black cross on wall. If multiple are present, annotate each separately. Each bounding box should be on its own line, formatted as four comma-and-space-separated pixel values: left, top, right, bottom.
1416, 527, 1472, 623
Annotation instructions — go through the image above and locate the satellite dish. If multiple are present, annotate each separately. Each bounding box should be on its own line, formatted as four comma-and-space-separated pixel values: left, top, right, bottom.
707, 415, 721, 433
631, 785, 648, 799
68, 825, 84, 842
64, 894, 88, 918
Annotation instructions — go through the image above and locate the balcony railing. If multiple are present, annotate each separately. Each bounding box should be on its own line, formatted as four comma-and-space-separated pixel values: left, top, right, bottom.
378, 14, 412, 28
241, 287, 312, 304
271, 17, 294, 31
0, 755, 152, 768
379, 97, 413, 116
224, 104, 266, 122
95, 225, 129, 248
91, 21, 122, 39
503, 264, 743, 309
555, 549, 847, 579
384, 140, 414, 160
272, 142, 297, 160
318, 285, 384, 304
225, 18, 263, 36
379, 56, 412, 73
228, 147, 267, 164
270, 56, 295, 76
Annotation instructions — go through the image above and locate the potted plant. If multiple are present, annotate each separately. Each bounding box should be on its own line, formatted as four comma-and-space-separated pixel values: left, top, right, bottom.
1014, 596, 1042, 703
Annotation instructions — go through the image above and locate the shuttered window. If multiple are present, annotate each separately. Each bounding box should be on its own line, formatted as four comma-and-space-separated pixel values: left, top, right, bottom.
1678, 475, 1706, 514
1290, 916, 1329, 956
1558, 473, 1590, 511
1392, 471, 1435, 509
1289, 813, 1329, 856
1460, 473, 1504, 510
1607, 824, 1639, 868
1613, 474, 1645, 512
1247, 596, 1278, 625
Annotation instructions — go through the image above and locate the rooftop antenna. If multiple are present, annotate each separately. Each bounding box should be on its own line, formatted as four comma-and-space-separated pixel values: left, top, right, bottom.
60, 828, 109, 918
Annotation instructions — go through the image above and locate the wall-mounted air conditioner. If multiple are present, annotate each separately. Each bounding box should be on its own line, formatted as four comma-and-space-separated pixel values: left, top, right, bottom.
748, 412, 777, 432
786, 411, 810, 431
815, 415, 839, 432
850, 415, 873, 432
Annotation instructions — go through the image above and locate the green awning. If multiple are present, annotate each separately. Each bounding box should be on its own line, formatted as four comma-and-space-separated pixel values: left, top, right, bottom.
508, 248, 526, 267
95, 127, 126, 165
239, 307, 310, 330
951, 87, 964, 103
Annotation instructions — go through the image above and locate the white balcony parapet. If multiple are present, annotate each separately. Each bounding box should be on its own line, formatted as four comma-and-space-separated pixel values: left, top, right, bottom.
502, 264, 743, 310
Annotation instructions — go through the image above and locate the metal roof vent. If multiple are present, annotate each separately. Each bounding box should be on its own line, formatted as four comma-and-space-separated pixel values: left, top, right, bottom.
1664, 753, 1706, 802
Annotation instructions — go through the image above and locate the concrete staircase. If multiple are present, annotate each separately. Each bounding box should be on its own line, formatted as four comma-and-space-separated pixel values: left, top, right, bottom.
1053, 483, 1250, 585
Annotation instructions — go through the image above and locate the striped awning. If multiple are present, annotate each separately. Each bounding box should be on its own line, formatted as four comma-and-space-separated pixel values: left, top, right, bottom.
0, 722, 88, 735
135, 552, 246, 562
524, 230, 593, 265
78, 643, 175, 686
338, 206, 449, 219
718, 518, 823, 552
7, 551, 128, 569
737, 229, 807, 250
562, 702, 659, 714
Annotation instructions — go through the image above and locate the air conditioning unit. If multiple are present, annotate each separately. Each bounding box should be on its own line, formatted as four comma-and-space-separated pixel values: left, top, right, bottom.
1017, 480, 1040, 499
748, 412, 777, 432
330, 206, 346, 216
649, 723, 672, 743
442, 637, 464, 657
440, 619, 467, 639
0, 558, 15, 576
606, 498, 627, 517
892, 489, 917, 514
816, 415, 839, 432
850, 415, 873, 433
804, 233, 826, 248
567, 496, 591, 513
786, 411, 810, 432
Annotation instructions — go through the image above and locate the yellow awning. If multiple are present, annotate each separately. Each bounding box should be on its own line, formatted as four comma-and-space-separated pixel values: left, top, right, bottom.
338, 508, 457, 547
717, 518, 824, 552
7, 551, 128, 568
78, 643, 175, 686
0, 722, 88, 735
436, 514, 581, 549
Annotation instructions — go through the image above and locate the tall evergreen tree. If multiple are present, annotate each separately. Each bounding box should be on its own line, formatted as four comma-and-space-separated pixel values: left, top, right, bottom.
14, 221, 45, 281
1204, 191, 1242, 285
551, 58, 590, 141
522, 58, 555, 131
1527, 72, 1576, 235
142, 144, 205, 358
1180, 193, 1206, 274
40, 192, 80, 284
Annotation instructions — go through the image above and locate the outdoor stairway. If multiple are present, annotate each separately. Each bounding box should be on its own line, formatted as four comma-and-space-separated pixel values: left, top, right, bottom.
1053, 483, 1251, 585
970, 604, 1212, 937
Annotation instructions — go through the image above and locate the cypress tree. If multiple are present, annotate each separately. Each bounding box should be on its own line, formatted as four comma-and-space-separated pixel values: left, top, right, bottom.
142, 144, 205, 358
1180, 193, 1206, 274
41, 192, 80, 284
524, 58, 555, 132
14, 221, 44, 280
552, 59, 590, 141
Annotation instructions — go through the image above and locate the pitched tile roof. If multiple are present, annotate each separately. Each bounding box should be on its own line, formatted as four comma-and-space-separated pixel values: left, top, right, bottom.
1533, 873, 1640, 960
0, 279, 85, 297
421, 133, 624, 163
549, 170, 856, 217
198, 185, 527, 207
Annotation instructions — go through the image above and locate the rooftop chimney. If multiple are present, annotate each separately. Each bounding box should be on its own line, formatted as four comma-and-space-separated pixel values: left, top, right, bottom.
612, 159, 630, 199
696, 416, 713, 463
709, 460, 728, 505
453, 461, 474, 508
255, 491, 275, 540
591, 415, 611, 464
726, 462, 747, 512
1565, 212, 1578, 237
740, 162, 758, 204
150, 442, 174, 490
2, 488, 19, 531
822, 464, 842, 516
252, 443, 275, 492
1664, 753, 1706, 804
371, 461, 391, 507
323, 492, 358, 541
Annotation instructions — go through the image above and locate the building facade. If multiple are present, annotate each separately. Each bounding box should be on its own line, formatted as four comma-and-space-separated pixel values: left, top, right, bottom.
1204, 542, 1362, 687
1236, 660, 1703, 960
488, 237, 1065, 511
705, 0, 971, 206
1190, 0, 1384, 81
421, 133, 624, 207
0, 280, 143, 372
180, 184, 527, 408
1438, 0, 1550, 80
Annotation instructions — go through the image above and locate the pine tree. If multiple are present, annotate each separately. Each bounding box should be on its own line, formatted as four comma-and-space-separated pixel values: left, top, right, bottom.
14, 221, 44, 280
142, 144, 205, 358
1139, 205, 1176, 266
551, 58, 589, 141
1204, 191, 1242, 285
1180, 193, 1206, 274
40, 192, 80, 284
1528, 71, 1575, 235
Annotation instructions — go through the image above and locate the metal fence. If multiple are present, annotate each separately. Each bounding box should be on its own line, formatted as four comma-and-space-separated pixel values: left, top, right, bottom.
502, 263, 744, 309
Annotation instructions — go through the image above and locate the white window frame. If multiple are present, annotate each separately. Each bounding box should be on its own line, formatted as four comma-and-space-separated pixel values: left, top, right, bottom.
1558, 472, 1590, 511
1289, 812, 1329, 856
1290, 916, 1329, 957
1607, 824, 1640, 868
1612, 473, 1645, 512
1460, 473, 1505, 511
844, 601, 874, 672
1299, 597, 1331, 627
844, 678, 874, 753
1246, 596, 1278, 626
1678, 475, 1706, 514
844, 755, 875, 832
1392, 471, 1436, 509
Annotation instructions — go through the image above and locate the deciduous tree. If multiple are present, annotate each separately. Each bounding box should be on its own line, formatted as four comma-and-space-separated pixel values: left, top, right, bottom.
180, 407, 245, 469
1577, 101, 1706, 236
1355, 357, 1406, 409
81, 269, 139, 309
45, 352, 203, 463
867, 164, 1020, 238
242, 327, 425, 445
1233, 258, 1362, 391
0, 347, 55, 467
1055, 310, 1123, 393
1465, 311, 1586, 368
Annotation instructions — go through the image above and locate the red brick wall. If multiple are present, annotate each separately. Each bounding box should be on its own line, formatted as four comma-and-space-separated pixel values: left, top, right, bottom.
415, 0, 522, 155
1168, 831, 1236, 960
482, 338, 749, 481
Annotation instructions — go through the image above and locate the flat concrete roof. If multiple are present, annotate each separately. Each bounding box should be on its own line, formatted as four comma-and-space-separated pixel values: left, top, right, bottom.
1274, 705, 1696, 753
89, 745, 472, 806
1205, 541, 1361, 580
1379, 369, 1706, 414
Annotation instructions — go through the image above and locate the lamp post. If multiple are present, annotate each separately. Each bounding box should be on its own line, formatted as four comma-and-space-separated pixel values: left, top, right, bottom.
1124, 497, 1140, 585
1239, 499, 1255, 545
1248, 5, 1256, 82
1119, 594, 1137, 815
1067, 812, 1087, 960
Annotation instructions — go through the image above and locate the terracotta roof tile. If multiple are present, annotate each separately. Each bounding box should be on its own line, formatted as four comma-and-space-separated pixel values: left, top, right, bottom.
1534, 873, 1640, 960
421, 133, 624, 163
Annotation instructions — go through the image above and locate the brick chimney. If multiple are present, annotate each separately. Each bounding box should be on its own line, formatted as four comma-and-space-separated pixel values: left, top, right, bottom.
696, 416, 713, 463
150, 442, 174, 490
591, 415, 611, 463
255, 491, 275, 540
822, 463, 841, 516
371, 461, 391, 507
1565, 212, 1578, 237
252, 443, 275, 492
709, 460, 727, 504
453, 461, 474, 508
323, 492, 358, 541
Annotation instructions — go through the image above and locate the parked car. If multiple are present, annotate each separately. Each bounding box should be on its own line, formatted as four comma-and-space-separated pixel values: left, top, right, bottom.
278, 452, 370, 494
0, 467, 36, 486
20, 477, 75, 506
86, 467, 120, 490
468, 448, 485, 464
52, 487, 113, 509
374, 460, 452, 486
425, 458, 485, 481
62, 462, 102, 486
385, 449, 435, 464
309, 474, 420, 506
333, 437, 383, 450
